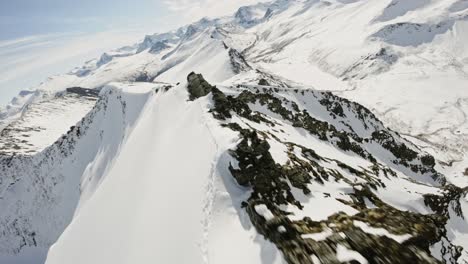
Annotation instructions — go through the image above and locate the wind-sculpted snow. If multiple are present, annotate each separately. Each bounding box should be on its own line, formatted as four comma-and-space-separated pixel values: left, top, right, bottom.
45, 81, 285, 264
371, 21, 456, 47
376, 0, 430, 22
41, 73, 467, 263
0, 83, 159, 262
1, 0, 468, 263
0, 90, 97, 156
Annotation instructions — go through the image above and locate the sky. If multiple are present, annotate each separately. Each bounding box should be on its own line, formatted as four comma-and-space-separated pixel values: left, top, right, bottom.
0, 0, 265, 107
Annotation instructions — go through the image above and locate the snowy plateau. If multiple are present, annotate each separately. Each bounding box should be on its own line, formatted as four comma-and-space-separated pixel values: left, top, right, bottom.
0, 0, 468, 263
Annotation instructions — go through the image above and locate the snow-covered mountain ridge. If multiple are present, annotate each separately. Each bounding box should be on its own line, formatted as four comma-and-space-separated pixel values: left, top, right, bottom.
186, 72, 466, 263
0, 0, 467, 263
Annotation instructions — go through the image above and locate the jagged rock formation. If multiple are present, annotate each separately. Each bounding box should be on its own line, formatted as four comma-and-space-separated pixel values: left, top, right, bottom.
187, 72, 214, 100
1, 0, 467, 263
188, 73, 466, 264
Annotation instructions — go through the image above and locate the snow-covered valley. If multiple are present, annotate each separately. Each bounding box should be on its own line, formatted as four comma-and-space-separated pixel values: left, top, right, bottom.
0, 0, 467, 263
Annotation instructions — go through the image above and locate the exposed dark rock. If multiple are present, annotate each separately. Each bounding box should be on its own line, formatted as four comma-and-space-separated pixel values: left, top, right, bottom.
182, 73, 460, 263
371, 130, 443, 183
210, 85, 373, 161
134, 72, 153, 82
186, 72, 214, 100
229, 48, 252, 74
65, 87, 100, 97
258, 78, 270, 86
226, 121, 453, 263
372, 130, 417, 162
421, 154, 436, 167
424, 184, 468, 218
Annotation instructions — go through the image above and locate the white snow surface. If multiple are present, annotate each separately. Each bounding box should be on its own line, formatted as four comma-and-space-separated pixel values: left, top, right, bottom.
336, 244, 368, 264
255, 204, 276, 221
45, 84, 285, 264
353, 220, 412, 243
301, 229, 333, 241
0, 0, 467, 263
47, 84, 216, 263
0, 93, 96, 156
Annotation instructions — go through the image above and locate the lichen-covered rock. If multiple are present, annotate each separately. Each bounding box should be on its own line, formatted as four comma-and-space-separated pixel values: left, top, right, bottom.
186, 73, 462, 264
258, 78, 270, 86
186, 72, 214, 100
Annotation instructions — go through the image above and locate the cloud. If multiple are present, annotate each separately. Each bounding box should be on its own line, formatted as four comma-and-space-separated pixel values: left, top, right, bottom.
0, 0, 269, 106
163, 0, 268, 21
0, 30, 146, 106
163, 0, 201, 11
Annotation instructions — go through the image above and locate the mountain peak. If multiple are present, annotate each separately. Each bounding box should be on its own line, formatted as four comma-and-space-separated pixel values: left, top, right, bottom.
1, 0, 468, 263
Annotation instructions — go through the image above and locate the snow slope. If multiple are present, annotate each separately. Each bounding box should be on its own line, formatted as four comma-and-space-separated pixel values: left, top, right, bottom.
0, 83, 159, 262
42, 74, 467, 263
236, 0, 468, 182
45, 83, 284, 264
0, 90, 97, 156
0, 0, 467, 263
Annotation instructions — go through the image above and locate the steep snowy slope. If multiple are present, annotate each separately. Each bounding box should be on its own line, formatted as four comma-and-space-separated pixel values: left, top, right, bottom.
0, 0, 467, 263
45, 82, 284, 264
43, 74, 467, 264
0, 89, 97, 156
0, 82, 164, 262
235, 0, 468, 183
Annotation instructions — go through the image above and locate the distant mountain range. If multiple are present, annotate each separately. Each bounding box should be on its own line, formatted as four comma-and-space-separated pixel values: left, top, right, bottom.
1, 0, 467, 263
